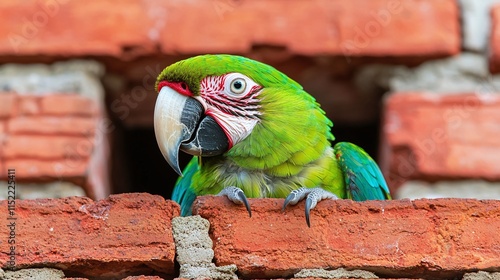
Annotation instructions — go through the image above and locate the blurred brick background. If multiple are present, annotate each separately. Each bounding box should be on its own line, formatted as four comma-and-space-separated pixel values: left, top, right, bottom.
0, 0, 499, 201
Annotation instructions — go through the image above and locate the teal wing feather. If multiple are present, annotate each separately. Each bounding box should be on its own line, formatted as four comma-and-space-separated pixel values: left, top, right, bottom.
171, 157, 199, 216
333, 142, 391, 200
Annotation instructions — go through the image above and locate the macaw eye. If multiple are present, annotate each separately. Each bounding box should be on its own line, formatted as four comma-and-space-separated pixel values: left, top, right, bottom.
221, 73, 260, 98
230, 78, 247, 95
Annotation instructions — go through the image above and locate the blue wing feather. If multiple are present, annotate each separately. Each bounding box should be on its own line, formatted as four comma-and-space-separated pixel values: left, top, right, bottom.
171, 157, 199, 216
333, 142, 391, 201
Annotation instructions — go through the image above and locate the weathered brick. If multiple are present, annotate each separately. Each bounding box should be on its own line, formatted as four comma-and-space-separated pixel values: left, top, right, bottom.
4, 135, 94, 160
40, 94, 98, 116
0, 93, 17, 118
160, 0, 460, 57
0, 0, 157, 57
4, 158, 88, 179
8, 116, 96, 136
0, 0, 459, 58
295, 279, 413, 280
490, 4, 500, 73
17, 95, 40, 115
122, 276, 165, 280
0, 193, 180, 278
289, 278, 420, 280
83, 124, 111, 200
0, 120, 5, 174
380, 92, 500, 189
0, 160, 4, 179
193, 196, 500, 279
0, 119, 5, 135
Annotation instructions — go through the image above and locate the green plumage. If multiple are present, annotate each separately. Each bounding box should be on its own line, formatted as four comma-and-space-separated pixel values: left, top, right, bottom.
160, 55, 391, 216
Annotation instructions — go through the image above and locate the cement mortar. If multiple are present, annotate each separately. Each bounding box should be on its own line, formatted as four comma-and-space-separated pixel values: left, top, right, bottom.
172, 215, 238, 280
0, 268, 64, 280
295, 268, 379, 279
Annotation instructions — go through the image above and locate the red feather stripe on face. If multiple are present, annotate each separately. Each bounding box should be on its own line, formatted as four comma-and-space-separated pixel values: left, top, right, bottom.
199, 75, 262, 119
157, 81, 193, 97
205, 88, 261, 118
200, 75, 225, 94
197, 73, 262, 148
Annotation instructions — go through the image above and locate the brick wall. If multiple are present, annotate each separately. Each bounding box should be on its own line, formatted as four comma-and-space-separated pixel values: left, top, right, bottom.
1, 0, 500, 279
0, 93, 108, 199
1, 194, 500, 279
0, 0, 459, 57
0, 61, 110, 200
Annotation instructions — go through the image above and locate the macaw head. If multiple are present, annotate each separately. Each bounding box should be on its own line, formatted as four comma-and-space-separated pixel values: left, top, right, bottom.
154, 54, 332, 176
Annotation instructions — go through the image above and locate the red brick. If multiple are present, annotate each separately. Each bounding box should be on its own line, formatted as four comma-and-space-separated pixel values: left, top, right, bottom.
8, 116, 96, 136
0, 157, 4, 180
0, 120, 5, 171
84, 124, 111, 200
0, 1, 157, 57
160, 0, 460, 57
17, 95, 40, 115
193, 196, 500, 279
290, 279, 419, 280
0, 119, 5, 135
490, 4, 500, 73
122, 276, 165, 280
4, 158, 88, 180
380, 92, 500, 189
0, 193, 180, 278
0, 93, 17, 118
298, 279, 421, 280
40, 94, 98, 116
0, 1, 459, 58
4, 135, 94, 160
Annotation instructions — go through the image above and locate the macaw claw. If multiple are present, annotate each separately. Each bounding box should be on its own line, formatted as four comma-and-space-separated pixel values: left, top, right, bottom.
217, 186, 252, 217
283, 187, 338, 227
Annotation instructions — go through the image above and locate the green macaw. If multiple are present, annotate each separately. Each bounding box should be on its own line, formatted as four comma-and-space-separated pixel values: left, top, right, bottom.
154, 54, 391, 226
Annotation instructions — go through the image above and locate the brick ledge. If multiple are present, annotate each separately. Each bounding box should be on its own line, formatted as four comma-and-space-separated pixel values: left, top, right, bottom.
1, 194, 499, 279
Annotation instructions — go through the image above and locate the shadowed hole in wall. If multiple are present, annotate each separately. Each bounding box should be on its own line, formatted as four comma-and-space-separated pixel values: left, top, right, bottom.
112, 124, 381, 199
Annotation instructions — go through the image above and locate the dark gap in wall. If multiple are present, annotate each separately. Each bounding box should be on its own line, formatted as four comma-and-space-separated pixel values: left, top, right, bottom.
118, 127, 192, 199
117, 122, 380, 200
333, 121, 380, 162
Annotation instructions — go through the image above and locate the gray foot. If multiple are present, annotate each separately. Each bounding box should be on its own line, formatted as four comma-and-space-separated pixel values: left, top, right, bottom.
283, 187, 338, 227
217, 186, 251, 217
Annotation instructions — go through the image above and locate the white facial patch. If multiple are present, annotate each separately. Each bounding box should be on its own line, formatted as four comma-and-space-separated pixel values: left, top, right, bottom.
198, 73, 263, 147
206, 108, 259, 146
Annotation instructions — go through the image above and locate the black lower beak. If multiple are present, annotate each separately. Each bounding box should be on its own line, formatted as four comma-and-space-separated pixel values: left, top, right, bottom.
181, 115, 229, 156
